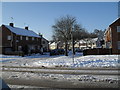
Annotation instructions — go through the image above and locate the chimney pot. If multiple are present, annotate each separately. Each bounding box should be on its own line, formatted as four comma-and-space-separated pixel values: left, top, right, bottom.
9, 23, 14, 27
25, 27, 28, 30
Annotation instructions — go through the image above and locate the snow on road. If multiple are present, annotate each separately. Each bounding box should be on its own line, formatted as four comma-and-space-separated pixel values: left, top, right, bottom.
2, 71, 119, 88
1, 53, 120, 88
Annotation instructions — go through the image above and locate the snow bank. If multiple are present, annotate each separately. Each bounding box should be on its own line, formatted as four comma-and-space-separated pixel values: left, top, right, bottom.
33, 54, 120, 68
1, 53, 120, 68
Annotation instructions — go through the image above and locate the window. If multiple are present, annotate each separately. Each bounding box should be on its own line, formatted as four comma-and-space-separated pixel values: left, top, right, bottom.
32, 37, 34, 40
117, 26, 120, 32
106, 42, 111, 49
18, 46, 22, 51
36, 38, 38, 41
37, 38, 39, 41
43, 41, 45, 44
5, 48, 12, 52
20, 36, 22, 40
7, 35, 11, 40
26, 37, 28, 40
118, 41, 120, 49
31, 46, 35, 50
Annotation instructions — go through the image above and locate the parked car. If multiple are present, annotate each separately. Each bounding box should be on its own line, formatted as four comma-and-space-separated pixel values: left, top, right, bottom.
50, 49, 65, 56
75, 48, 83, 52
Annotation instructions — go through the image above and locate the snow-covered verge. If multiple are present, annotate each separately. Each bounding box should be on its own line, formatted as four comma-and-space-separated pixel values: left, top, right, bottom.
33, 55, 120, 68
0, 53, 120, 68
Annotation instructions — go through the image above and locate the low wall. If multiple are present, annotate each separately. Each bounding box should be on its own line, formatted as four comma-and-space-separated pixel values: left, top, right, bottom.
83, 48, 112, 56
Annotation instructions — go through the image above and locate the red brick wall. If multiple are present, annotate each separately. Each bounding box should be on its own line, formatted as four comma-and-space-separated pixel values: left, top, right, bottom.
0, 25, 41, 54
110, 18, 120, 54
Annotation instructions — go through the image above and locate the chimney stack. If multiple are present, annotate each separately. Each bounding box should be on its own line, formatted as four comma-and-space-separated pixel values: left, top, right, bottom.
25, 27, 28, 30
9, 23, 14, 27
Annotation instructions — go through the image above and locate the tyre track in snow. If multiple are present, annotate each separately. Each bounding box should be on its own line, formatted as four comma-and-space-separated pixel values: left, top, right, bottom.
2, 65, 120, 70
1, 66, 120, 75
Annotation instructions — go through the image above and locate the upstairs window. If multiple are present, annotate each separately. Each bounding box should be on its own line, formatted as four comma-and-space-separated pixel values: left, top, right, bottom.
118, 41, 120, 50
20, 36, 22, 40
7, 35, 12, 40
117, 26, 120, 32
36, 38, 38, 41
37, 38, 39, 41
26, 37, 28, 40
32, 37, 34, 40
43, 41, 45, 44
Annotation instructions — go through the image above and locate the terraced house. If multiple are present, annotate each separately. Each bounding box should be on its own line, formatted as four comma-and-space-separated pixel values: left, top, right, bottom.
105, 18, 120, 54
0, 23, 42, 55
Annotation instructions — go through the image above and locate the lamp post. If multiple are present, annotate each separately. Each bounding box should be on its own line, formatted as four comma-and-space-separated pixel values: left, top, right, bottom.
71, 27, 74, 66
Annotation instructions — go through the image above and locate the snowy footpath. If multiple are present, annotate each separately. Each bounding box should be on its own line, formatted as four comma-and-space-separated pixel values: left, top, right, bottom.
0, 52, 120, 88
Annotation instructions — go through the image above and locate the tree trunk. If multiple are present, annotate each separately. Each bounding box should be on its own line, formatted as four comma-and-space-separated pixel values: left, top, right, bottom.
65, 41, 68, 56
72, 37, 75, 55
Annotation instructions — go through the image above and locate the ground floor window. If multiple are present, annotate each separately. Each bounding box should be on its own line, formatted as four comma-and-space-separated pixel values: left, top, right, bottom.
18, 46, 22, 51
117, 26, 120, 32
7, 35, 12, 40
31, 46, 35, 50
28, 45, 35, 50
5, 48, 12, 52
118, 41, 120, 49
106, 42, 111, 49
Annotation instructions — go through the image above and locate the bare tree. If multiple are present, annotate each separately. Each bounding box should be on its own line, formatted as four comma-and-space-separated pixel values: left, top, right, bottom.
52, 15, 84, 56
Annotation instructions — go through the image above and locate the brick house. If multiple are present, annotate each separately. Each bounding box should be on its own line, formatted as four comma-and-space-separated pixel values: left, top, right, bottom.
74, 38, 101, 50
104, 18, 120, 54
49, 42, 58, 50
41, 37, 49, 52
0, 23, 42, 54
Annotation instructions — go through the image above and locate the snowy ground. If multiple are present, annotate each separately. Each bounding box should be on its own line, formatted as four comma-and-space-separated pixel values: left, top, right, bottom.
0, 52, 120, 68
0, 52, 120, 88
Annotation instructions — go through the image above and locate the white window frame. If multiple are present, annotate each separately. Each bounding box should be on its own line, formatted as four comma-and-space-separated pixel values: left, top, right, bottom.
32, 37, 34, 40
18, 46, 22, 51
7, 35, 12, 40
26, 37, 28, 40
20, 36, 22, 40
118, 41, 120, 50
37, 38, 39, 41
117, 26, 120, 32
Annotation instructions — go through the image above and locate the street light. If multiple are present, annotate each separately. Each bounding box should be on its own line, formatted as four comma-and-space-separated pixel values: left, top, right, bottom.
71, 27, 74, 66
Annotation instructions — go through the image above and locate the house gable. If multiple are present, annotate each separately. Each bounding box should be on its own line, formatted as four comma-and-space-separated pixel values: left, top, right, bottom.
109, 18, 120, 27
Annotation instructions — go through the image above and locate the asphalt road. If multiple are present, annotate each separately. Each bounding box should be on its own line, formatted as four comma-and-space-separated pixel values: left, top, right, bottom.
1, 66, 119, 88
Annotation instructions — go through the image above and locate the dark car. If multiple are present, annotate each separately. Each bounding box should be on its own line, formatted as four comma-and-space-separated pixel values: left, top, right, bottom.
50, 49, 65, 56
75, 48, 83, 52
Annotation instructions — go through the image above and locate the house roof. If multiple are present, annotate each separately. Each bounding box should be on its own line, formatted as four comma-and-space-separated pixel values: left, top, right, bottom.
50, 42, 57, 45
109, 17, 120, 27
78, 38, 98, 44
91, 38, 98, 42
4, 25, 41, 38
105, 18, 120, 34
42, 37, 49, 42
79, 40, 87, 44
